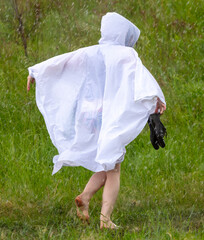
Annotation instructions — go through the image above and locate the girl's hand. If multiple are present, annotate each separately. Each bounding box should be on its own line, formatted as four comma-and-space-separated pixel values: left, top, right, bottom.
155, 97, 166, 114
27, 75, 35, 91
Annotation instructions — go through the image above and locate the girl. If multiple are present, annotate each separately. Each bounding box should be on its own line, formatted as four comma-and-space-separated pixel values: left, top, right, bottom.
27, 12, 166, 229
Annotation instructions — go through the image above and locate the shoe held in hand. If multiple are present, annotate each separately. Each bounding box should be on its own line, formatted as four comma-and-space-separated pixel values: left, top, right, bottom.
148, 113, 167, 150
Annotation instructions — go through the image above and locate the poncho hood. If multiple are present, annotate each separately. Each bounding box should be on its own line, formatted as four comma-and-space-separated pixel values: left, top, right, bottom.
99, 12, 140, 47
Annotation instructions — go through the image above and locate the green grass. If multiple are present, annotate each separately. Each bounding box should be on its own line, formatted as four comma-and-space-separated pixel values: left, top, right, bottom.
0, 0, 203, 239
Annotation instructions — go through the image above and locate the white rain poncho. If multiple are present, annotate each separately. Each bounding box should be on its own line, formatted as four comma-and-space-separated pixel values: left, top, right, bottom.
28, 12, 165, 174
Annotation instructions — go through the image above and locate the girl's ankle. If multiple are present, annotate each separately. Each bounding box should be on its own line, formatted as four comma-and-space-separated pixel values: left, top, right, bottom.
80, 192, 91, 203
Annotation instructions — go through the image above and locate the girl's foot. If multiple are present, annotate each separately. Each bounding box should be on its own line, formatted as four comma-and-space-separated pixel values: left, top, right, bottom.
100, 216, 119, 230
75, 195, 90, 224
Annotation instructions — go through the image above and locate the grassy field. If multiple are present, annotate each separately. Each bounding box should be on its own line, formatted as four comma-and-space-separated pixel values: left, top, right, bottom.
0, 0, 203, 239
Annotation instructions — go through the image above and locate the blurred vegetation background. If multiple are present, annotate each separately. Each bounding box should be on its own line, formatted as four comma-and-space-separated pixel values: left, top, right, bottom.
0, 0, 203, 239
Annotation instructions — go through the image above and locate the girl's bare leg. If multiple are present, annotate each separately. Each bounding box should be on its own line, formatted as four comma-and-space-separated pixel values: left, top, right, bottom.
100, 163, 121, 229
75, 171, 107, 222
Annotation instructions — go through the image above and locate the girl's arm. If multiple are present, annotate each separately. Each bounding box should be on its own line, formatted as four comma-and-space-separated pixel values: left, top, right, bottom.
27, 75, 35, 91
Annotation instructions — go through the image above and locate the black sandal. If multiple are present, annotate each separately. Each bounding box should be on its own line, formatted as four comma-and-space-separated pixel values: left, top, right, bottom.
148, 113, 167, 150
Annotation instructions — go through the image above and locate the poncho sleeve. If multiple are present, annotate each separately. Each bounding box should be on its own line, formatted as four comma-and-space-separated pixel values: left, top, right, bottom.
133, 51, 166, 105
27, 49, 87, 153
